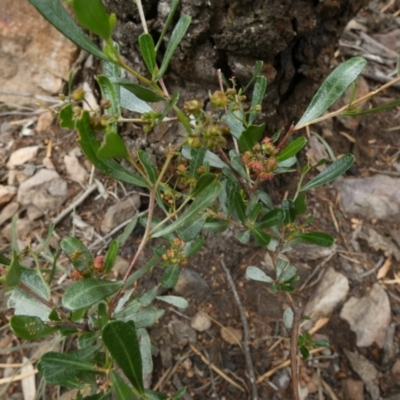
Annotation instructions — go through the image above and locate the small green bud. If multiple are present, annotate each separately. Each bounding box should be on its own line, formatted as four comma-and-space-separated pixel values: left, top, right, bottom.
70, 87, 85, 102
210, 91, 227, 108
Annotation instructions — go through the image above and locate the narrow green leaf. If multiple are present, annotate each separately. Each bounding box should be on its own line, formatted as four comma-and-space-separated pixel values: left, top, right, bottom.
192, 174, 217, 196
117, 214, 139, 245
156, 295, 188, 309
139, 33, 156, 75
137, 150, 158, 184
251, 227, 271, 246
62, 278, 123, 310
174, 105, 192, 134
28, 0, 108, 61
229, 149, 250, 181
256, 209, 285, 229
236, 230, 250, 244
155, 0, 181, 52
238, 124, 265, 152
98, 132, 129, 160
123, 255, 160, 289
61, 237, 93, 271
112, 79, 165, 102
177, 216, 205, 242
139, 328, 153, 375
247, 202, 263, 221
294, 232, 334, 247
110, 371, 138, 400
282, 200, 296, 224
188, 147, 207, 176
160, 265, 180, 289
182, 145, 227, 169
276, 137, 307, 162
7, 250, 21, 287
104, 240, 119, 273
343, 98, 400, 117
233, 192, 247, 224
246, 266, 273, 283
96, 75, 120, 132
172, 387, 187, 400
76, 111, 148, 187
283, 307, 294, 329
296, 57, 367, 127
59, 103, 75, 128
155, 15, 192, 81
10, 315, 58, 340
300, 154, 354, 192
249, 76, 267, 124
244, 60, 264, 92
184, 236, 205, 256
72, 0, 111, 40
120, 87, 153, 113
151, 182, 222, 238
223, 113, 245, 139
102, 321, 144, 394
38, 351, 97, 385
126, 309, 164, 329
294, 194, 307, 215
157, 91, 179, 123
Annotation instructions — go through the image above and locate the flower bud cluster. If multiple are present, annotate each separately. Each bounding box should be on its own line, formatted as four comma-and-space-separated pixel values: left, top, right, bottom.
242, 137, 278, 181
162, 238, 188, 266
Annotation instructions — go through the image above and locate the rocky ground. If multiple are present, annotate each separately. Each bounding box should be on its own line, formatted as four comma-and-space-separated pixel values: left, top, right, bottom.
2, 1, 400, 400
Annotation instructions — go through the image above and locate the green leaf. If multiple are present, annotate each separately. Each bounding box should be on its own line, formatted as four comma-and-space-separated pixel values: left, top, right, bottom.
138, 328, 153, 375
172, 387, 187, 400
249, 76, 267, 124
157, 295, 188, 309
151, 182, 222, 238
137, 150, 158, 184
296, 57, 367, 127
182, 145, 228, 169
96, 75, 120, 132
76, 111, 148, 188
10, 315, 58, 340
282, 200, 296, 224
38, 351, 97, 386
7, 250, 21, 287
247, 202, 263, 222
126, 309, 164, 329
60, 103, 75, 128
110, 371, 138, 400
223, 113, 245, 139
192, 174, 217, 196
117, 214, 139, 245
236, 230, 250, 244
104, 240, 119, 273
276, 137, 307, 162
62, 278, 123, 310
343, 97, 400, 117
203, 218, 229, 233
243, 60, 263, 92
184, 236, 205, 256
177, 216, 205, 242
251, 227, 271, 246
276, 258, 297, 282
300, 346, 310, 359
155, 0, 181, 52
188, 147, 207, 176
97, 132, 129, 160
102, 321, 144, 394
124, 255, 160, 289
300, 154, 354, 192
238, 124, 265, 152
294, 232, 334, 247
112, 79, 165, 102
139, 33, 156, 76
256, 209, 285, 229
161, 265, 180, 289
155, 15, 192, 81
294, 194, 307, 215
233, 192, 247, 224
246, 266, 273, 283
157, 91, 179, 123
229, 150, 250, 181
28, 0, 108, 61
72, 0, 111, 40
61, 237, 93, 271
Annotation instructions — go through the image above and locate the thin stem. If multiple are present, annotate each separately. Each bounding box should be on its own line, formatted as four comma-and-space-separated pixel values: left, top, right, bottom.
277, 123, 295, 150
288, 300, 302, 400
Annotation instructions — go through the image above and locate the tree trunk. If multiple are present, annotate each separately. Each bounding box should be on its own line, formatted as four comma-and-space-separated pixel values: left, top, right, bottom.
105, 0, 369, 133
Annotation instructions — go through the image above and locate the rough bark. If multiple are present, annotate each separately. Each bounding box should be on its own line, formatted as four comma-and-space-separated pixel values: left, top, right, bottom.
105, 0, 369, 133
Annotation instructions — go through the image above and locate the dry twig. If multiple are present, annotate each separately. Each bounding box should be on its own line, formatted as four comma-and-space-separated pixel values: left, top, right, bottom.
220, 258, 258, 400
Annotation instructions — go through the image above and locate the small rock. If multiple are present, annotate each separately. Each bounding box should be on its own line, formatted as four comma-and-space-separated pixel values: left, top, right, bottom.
36, 111, 54, 133
304, 267, 349, 322
340, 283, 390, 348
26, 205, 44, 221
0, 201, 19, 226
0, 185, 17, 205
168, 319, 197, 347
272, 368, 291, 390
100, 195, 140, 233
42, 157, 55, 170
64, 155, 89, 184
337, 175, 400, 220
7, 145, 39, 168
112, 256, 130, 278
344, 350, 380, 400
342, 379, 364, 400
391, 359, 400, 382
173, 269, 211, 298
190, 311, 212, 332
306, 372, 320, 394
220, 326, 243, 345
